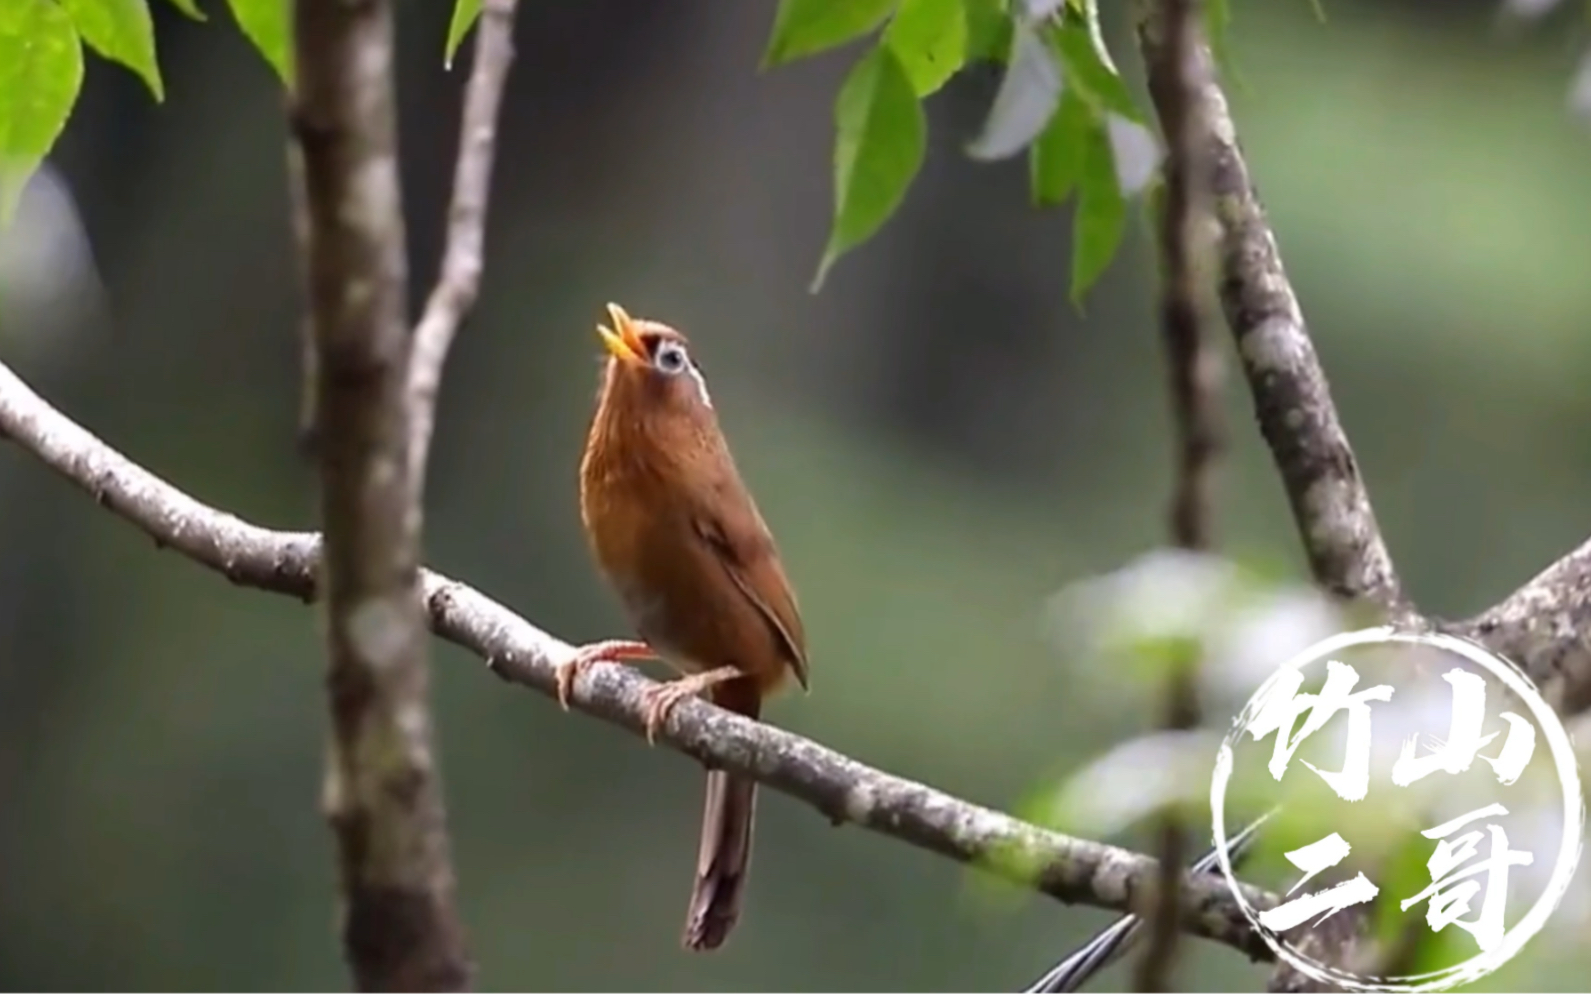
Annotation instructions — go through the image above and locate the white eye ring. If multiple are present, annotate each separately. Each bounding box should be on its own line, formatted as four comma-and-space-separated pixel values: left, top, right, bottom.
655, 342, 688, 374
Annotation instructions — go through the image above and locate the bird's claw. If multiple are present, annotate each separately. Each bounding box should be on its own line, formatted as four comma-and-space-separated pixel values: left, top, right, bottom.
553, 656, 594, 711
639, 682, 698, 745
552, 639, 655, 711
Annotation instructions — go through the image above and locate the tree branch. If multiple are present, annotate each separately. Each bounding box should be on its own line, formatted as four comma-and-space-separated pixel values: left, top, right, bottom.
289, 1, 471, 989
1138, 0, 1222, 989
1453, 537, 1591, 715
1135, 8, 1409, 626
407, 0, 520, 502
0, 356, 1279, 964
1153, 19, 1223, 560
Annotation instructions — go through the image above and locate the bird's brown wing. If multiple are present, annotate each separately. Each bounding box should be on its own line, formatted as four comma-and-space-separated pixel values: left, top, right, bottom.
689, 487, 809, 692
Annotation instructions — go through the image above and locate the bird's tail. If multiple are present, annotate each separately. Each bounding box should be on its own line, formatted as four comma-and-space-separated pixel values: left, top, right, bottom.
682, 681, 761, 952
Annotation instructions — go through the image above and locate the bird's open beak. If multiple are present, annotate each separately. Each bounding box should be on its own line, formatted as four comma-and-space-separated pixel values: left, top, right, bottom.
597, 302, 646, 364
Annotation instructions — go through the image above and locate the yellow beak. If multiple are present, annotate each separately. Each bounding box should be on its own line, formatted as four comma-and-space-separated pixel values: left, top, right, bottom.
597, 302, 646, 363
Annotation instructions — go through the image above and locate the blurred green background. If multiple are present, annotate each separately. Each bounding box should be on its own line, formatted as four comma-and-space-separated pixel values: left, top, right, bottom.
2, 0, 1589, 990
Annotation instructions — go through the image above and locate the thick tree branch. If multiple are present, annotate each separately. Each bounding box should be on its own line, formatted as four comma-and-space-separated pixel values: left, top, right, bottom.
0, 356, 1278, 964
289, 2, 471, 990
408, 0, 520, 501
1453, 538, 1591, 715
1136, 9, 1409, 626
1138, 0, 1221, 989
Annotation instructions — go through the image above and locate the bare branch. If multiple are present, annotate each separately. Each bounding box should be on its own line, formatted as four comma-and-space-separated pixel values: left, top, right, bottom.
1135, 9, 1409, 626
0, 356, 1280, 963
0, 362, 319, 595
1454, 537, 1591, 715
408, 0, 520, 502
1152, 28, 1223, 557
1138, 0, 1221, 989
288, 0, 471, 988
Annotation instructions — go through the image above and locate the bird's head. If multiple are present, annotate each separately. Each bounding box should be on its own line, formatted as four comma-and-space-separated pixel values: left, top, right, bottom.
593, 302, 715, 419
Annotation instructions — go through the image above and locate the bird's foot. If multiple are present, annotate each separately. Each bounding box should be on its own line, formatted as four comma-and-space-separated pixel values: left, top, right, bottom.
637, 666, 744, 745
638, 681, 699, 745
554, 639, 654, 710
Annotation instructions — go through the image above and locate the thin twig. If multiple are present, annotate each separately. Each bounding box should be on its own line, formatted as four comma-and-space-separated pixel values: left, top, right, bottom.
1136, 1, 1220, 990
0, 355, 1280, 962
407, 0, 520, 504
288, 0, 472, 988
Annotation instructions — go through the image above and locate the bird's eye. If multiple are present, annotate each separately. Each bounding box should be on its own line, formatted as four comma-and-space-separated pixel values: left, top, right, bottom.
654, 342, 688, 375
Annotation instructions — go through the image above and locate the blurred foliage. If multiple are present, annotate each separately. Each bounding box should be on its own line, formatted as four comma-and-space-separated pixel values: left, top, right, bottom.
1, 0, 1591, 991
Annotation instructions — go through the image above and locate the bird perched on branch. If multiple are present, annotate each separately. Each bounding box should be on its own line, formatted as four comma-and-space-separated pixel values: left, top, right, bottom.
557, 302, 810, 952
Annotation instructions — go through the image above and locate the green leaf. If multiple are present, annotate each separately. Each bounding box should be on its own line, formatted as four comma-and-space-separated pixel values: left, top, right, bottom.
445, 0, 480, 69
1050, 17, 1141, 123
812, 45, 926, 292
966, 19, 1060, 161
762, 0, 898, 69
882, 0, 965, 97
0, 0, 84, 227
962, 0, 1009, 63
226, 0, 292, 87
60, 0, 164, 101
163, 0, 205, 21
1069, 110, 1125, 304
1028, 86, 1087, 206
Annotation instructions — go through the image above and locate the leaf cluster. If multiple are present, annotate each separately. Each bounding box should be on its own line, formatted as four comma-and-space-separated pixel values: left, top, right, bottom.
0, 0, 286, 223
0, 0, 1176, 300
750, 0, 1197, 301
11, 0, 1587, 298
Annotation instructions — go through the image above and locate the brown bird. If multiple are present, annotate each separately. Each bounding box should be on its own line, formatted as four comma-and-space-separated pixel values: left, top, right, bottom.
557, 302, 809, 952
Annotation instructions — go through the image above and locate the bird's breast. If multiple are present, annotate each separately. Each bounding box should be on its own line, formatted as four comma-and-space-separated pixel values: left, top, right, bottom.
580, 456, 789, 692
582, 455, 694, 640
